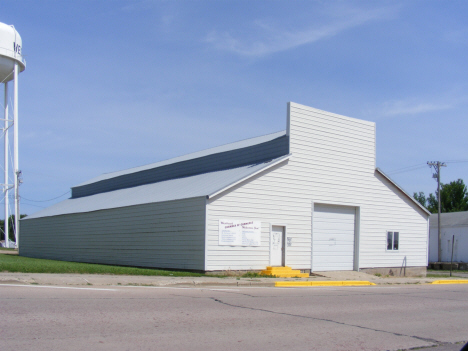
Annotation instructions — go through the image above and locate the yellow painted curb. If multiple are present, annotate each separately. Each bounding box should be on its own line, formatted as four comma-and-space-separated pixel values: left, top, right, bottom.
431, 280, 468, 285
275, 281, 376, 287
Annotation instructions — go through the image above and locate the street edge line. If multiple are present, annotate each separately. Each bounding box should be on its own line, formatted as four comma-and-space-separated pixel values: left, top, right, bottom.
431, 280, 468, 285
275, 281, 376, 287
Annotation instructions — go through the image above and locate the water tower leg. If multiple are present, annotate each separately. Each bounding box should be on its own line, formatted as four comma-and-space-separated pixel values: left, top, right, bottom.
3, 82, 8, 249
13, 63, 19, 249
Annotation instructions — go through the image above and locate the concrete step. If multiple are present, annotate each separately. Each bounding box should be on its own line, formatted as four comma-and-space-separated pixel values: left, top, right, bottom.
261, 266, 309, 278
263, 266, 302, 272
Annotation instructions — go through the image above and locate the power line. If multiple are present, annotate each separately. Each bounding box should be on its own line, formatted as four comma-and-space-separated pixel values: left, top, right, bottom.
20, 202, 46, 209
388, 166, 428, 175
387, 159, 468, 175
20, 190, 71, 202
387, 163, 427, 173
446, 160, 468, 164
24, 170, 66, 180
387, 164, 428, 175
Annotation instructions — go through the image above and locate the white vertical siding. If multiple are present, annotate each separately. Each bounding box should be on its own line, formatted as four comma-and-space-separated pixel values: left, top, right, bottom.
20, 197, 206, 271
206, 102, 428, 271
429, 227, 438, 262
429, 226, 468, 262
359, 172, 429, 268
206, 162, 312, 271
290, 103, 428, 269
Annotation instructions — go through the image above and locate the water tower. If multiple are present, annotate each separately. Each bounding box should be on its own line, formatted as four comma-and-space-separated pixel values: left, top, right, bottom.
0, 22, 26, 248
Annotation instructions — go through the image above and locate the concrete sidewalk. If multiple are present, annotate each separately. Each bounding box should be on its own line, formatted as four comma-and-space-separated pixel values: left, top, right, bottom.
2, 249, 467, 287
0, 270, 465, 288
0, 249, 18, 255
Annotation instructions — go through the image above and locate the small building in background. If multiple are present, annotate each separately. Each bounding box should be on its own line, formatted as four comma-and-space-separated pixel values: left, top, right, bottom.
429, 211, 468, 263
20, 102, 431, 276
0, 240, 16, 248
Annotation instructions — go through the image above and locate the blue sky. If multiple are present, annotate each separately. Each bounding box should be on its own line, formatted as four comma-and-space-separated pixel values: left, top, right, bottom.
1, 0, 467, 216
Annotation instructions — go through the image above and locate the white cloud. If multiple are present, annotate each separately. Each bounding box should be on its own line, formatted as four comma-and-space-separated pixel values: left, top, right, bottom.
383, 100, 453, 116
205, 6, 397, 57
444, 28, 468, 45
120, 0, 155, 12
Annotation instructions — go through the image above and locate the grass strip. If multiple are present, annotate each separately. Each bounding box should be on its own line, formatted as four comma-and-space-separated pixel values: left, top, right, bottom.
426, 273, 464, 278
427, 269, 468, 273
241, 272, 276, 278
0, 254, 204, 277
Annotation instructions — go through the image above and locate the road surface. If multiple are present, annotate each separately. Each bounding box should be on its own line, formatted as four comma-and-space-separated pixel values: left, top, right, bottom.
1, 283, 467, 351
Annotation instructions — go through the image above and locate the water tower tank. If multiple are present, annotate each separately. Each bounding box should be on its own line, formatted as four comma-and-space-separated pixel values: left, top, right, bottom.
0, 22, 26, 83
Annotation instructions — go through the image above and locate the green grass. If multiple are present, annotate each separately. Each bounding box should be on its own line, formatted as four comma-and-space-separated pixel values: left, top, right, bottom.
427, 269, 468, 273
0, 247, 16, 251
0, 254, 205, 277
426, 273, 466, 278
241, 272, 276, 278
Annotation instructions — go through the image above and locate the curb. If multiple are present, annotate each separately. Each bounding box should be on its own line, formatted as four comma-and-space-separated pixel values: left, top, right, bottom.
431, 280, 468, 285
275, 281, 376, 287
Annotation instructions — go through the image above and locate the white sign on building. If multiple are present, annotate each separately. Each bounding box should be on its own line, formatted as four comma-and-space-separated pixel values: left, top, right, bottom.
218, 219, 261, 246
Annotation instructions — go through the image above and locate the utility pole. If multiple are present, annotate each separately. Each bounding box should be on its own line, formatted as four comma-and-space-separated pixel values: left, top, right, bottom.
427, 161, 446, 262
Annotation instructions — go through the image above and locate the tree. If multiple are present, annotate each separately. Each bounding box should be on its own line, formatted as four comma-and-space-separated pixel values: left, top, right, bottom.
413, 192, 427, 208
413, 179, 468, 214
413, 191, 436, 213
0, 214, 27, 243
426, 193, 438, 214
440, 179, 468, 212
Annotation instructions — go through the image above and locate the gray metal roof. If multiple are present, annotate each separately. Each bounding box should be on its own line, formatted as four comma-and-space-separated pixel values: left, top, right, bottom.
25, 155, 289, 220
76, 131, 286, 187
430, 211, 468, 228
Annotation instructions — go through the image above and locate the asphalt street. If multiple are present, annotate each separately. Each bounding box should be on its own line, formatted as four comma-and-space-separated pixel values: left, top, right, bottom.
1, 283, 467, 351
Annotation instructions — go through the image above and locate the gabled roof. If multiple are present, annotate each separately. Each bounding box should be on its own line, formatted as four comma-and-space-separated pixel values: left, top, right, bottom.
71, 130, 288, 198
77, 131, 286, 187
376, 168, 431, 216
24, 155, 290, 220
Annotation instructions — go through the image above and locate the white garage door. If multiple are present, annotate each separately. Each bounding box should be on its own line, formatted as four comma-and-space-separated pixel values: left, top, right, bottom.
312, 204, 356, 271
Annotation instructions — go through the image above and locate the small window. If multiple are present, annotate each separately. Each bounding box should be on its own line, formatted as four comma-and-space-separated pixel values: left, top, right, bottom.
387, 231, 399, 251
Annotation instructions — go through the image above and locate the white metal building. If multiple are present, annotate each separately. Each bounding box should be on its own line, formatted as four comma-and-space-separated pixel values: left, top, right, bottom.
21, 103, 431, 275
429, 211, 468, 263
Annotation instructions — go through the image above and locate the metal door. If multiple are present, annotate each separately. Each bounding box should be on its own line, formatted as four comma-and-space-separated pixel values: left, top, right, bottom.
271, 226, 285, 266
312, 205, 355, 271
